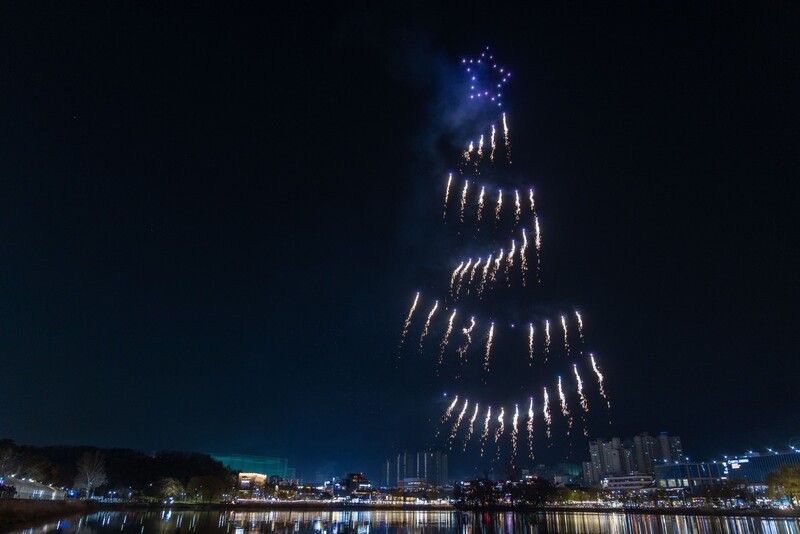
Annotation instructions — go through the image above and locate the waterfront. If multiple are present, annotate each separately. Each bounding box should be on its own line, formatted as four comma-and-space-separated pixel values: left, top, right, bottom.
7, 510, 800, 534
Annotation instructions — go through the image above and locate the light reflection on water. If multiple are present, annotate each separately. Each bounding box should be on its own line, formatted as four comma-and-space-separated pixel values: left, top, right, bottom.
9, 509, 800, 534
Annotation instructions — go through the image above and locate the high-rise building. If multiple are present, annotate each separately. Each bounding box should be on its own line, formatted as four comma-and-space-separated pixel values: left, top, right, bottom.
381, 450, 448, 488
586, 432, 684, 484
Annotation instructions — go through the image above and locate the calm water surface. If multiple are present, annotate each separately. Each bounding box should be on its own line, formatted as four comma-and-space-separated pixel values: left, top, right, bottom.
9, 509, 800, 534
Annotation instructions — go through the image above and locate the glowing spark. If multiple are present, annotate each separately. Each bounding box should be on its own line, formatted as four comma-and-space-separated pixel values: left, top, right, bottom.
478, 253, 492, 296
534, 215, 542, 281
449, 262, 464, 296
511, 404, 519, 463
477, 135, 484, 161
543, 387, 552, 440
490, 249, 504, 284
457, 316, 476, 362
502, 113, 511, 163
449, 399, 469, 445
459, 180, 469, 224
441, 395, 459, 423
574, 364, 589, 437
399, 292, 420, 346
495, 190, 503, 223
494, 407, 505, 461
438, 309, 457, 366
544, 319, 551, 360
483, 322, 494, 373
514, 190, 521, 227
455, 258, 472, 297
527, 397, 535, 460
467, 258, 482, 294
591, 353, 610, 409
505, 239, 515, 282
477, 186, 485, 224
529, 188, 536, 214
575, 311, 585, 353
418, 300, 438, 352
558, 376, 573, 432
490, 124, 496, 162
443, 173, 452, 219
520, 228, 528, 285
528, 323, 535, 363
480, 406, 492, 456
463, 403, 480, 450
561, 315, 570, 356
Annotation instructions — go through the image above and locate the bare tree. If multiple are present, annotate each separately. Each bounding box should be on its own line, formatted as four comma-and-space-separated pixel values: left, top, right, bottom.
74, 451, 108, 499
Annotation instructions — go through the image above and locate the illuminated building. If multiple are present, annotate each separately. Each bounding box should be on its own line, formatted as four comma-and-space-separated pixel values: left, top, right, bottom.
724, 451, 800, 493
601, 474, 654, 492
210, 453, 295, 480
381, 450, 448, 488
654, 462, 725, 495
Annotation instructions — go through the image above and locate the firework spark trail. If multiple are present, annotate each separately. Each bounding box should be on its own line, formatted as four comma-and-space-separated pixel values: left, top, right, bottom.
467, 258, 482, 294
480, 406, 492, 456
456, 316, 476, 362
455, 258, 472, 298
477, 186, 485, 225
438, 309, 457, 366
494, 407, 505, 461
511, 404, 520, 464
490, 124, 496, 162
520, 228, 528, 285
478, 253, 492, 296
449, 262, 464, 294
399, 292, 420, 346
459, 180, 469, 224
591, 353, 611, 410
463, 403, 480, 451
558, 376, 574, 433
528, 323, 535, 364
534, 215, 542, 282
476, 135, 484, 169
575, 311, 585, 354
574, 364, 589, 437
483, 323, 494, 373
544, 320, 551, 361
514, 190, 521, 227
505, 239, 515, 283
495, 190, 503, 224
490, 249, 504, 284
527, 397, 535, 460
443, 173, 452, 219
561, 315, 570, 356
435, 395, 459, 437
418, 300, 439, 352
449, 399, 469, 446
502, 113, 511, 163
543, 388, 552, 441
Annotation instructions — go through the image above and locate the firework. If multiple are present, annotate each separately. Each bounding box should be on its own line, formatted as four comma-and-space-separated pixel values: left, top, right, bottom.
528, 323, 535, 363
543, 387, 552, 440
480, 406, 492, 456
478, 253, 492, 296
520, 228, 528, 285
558, 376, 573, 433
527, 397, 535, 460
455, 258, 472, 297
490, 124, 496, 162
459, 180, 469, 224
534, 215, 542, 281
574, 364, 589, 437
476, 135, 484, 168
399, 292, 420, 346
590, 353, 610, 409
418, 300, 439, 352
544, 319, 551, 360
495, 190, 503, 223
514, 190, 521, 226
438, 309, 457, 366
575, 311, 585, 353
490, 249, 504, 284
477, 186, 485, 225
505, 239, 515, 282
463, 403, 480, 451
443, 173, 452, 219
483, 322, 494, 373
494, 406, 505, 460
467, 258, 482, 294
449, 262, 464, 295
502, 113, 511, 163
456, 316, 476, 362
440, 395, 459, 423
449, 399, 470, 445
511, 404, 519, 464
561, 315, 570, 356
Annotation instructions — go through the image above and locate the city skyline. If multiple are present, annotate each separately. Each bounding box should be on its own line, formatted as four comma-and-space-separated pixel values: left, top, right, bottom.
1, 3, 798, 482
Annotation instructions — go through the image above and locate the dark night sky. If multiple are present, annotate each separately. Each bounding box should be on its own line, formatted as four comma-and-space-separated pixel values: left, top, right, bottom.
1, 3, 798, 482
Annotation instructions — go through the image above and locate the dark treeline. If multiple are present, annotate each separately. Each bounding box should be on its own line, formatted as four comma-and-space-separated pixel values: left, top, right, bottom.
0, 438, 232, 492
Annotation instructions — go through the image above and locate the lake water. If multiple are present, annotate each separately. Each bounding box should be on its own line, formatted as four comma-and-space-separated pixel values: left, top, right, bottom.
8, 509, 800, 534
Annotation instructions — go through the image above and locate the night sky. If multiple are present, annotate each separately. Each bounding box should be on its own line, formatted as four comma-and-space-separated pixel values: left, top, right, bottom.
1, 3, 798, 482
